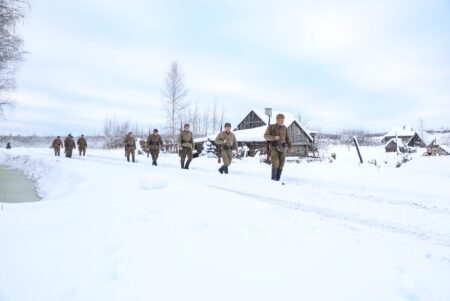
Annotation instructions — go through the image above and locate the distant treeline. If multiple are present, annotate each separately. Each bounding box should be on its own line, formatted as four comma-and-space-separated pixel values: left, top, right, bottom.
316, 131, 385, 147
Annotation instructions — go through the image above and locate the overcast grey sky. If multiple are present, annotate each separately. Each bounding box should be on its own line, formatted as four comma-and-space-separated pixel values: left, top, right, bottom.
1, 0, 450, 135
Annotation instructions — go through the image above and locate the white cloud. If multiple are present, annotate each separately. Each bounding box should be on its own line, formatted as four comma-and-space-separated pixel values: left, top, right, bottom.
4, 0, 449, 134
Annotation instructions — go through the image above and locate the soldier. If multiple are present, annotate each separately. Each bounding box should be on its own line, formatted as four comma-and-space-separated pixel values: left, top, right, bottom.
264, 114, 292, 181
77, 134, 87, 156
51, 136, 64, 156
177, 123, 194, 169
64, 134, 76, 158
124, 132, 136, 163
146, 129, 164, 166
215, 122, 238, 174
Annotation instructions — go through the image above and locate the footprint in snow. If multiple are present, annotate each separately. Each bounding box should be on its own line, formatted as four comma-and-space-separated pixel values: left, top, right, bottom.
139, 178, 167, 190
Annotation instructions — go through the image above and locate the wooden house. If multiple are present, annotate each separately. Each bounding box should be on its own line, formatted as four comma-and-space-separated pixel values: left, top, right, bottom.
195, 109, 317, 157
382, 126, 425, 147
384, 138, 408, 153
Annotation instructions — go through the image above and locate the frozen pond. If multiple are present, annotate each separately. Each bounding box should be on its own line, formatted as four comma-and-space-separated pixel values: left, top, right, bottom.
0, 165, 41, 203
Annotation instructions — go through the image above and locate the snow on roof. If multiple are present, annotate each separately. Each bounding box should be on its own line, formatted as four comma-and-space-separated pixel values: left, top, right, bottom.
441, 145, 450, 154
384, 138, 406, 148
384, 126, 417, 138
194, 126, 269, 143
235, 126, 268, 142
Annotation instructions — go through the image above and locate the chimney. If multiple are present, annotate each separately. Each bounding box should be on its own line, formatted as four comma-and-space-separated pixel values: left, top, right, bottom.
403, 125, 406, 130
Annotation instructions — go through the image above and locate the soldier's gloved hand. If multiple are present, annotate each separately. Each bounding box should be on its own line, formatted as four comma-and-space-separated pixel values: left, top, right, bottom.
275, 136, 281, 141
179, 146, 183, 150
223, 139, 227, 143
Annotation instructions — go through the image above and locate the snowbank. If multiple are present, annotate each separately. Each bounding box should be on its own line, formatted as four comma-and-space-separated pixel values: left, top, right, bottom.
0, 147, 449, 301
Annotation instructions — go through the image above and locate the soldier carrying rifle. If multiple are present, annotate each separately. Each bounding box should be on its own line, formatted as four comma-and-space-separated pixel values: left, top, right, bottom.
124, 132, 136, 163
264, 114, 292, 181
52, 136, 63, 156
178, 124, 194, 169
215, 122, 237, 174
146, 129, 164, 166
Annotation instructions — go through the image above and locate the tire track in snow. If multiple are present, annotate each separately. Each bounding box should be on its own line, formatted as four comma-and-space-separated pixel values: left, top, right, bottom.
281, 176, 450, 215
204, 183, 450, 248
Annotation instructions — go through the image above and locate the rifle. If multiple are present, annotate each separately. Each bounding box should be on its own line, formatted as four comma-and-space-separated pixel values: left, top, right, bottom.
217, 125, 223, 163
178, 122, 183, 156
265, 116, 271, 164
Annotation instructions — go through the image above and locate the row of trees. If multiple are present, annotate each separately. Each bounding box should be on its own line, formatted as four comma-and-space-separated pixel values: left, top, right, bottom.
102, 116, 145, 149
0, 0, 27, 118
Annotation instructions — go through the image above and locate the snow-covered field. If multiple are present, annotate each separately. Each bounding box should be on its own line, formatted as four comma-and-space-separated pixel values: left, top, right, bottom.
1, 146, 449, 301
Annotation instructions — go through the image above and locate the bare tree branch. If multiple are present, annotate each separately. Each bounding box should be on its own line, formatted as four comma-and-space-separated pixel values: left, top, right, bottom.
0, 0, 29, 118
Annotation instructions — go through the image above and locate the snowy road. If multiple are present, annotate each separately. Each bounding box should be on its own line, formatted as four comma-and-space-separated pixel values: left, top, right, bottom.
1, 147, 449, 301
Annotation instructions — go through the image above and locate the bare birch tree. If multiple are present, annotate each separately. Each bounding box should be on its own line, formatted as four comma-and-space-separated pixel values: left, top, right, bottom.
219, 103, 224, 129
418, 117, 425, 140
161, 61, 189, 146
0, 0, 28, 118
202, 104, 210, 136
212, 100, 217, 133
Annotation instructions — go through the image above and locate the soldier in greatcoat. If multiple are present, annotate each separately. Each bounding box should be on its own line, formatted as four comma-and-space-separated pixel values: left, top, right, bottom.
52, 136, 63, 156
264, 114, 292, 181
64, 134, 76, 158
146, 129, 164, 166
215, 122, 238, 174
177, 124, 194, 169
124, 132, 136, 162
77, 134, 87, 156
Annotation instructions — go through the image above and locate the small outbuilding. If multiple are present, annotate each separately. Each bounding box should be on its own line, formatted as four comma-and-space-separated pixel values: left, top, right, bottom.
385, 138, 407, 153
382, 126, 425, 147
423, 139, 450, 156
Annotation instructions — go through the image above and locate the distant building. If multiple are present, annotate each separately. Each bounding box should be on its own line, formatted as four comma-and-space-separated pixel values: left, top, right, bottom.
384, 138, 407, 153
424, 139, 450, 156
195, 109, 317, 157
382, 126, 425, 148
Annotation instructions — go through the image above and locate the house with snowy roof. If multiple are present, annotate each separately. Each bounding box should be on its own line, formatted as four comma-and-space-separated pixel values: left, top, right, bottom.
384, 138, 408, 153
194, 109, 317, 157
382, 126, 425, 148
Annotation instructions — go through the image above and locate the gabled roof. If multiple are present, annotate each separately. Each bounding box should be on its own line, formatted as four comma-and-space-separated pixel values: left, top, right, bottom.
384, 126, 417, 138
384, 138, 406, 148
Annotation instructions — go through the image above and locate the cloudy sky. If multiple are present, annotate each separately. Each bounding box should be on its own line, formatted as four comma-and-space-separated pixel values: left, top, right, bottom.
1, 0, 450, 135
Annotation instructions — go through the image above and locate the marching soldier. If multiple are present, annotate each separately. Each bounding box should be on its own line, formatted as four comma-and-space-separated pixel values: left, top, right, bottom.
177, 123, 194, 169
51, 136, 63, 156
64, 134, 76, 158
124, 132, 136, 162
77, 134, 87, 156
215, 122, 237, 174
146, 129, 164, 166
264, 114, 292, 181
